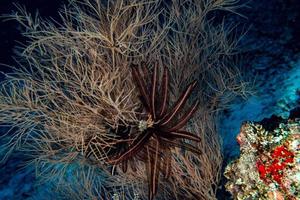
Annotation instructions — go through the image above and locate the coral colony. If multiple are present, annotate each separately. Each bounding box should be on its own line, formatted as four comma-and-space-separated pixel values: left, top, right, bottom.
225, 119, 300, 199
1, 0, 244, 199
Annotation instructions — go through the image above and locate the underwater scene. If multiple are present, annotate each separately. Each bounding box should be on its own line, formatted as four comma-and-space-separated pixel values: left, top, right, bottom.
0, 0, 299, 199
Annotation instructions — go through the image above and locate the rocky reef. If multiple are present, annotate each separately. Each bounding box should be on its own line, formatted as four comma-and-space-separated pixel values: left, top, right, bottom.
225, 109, 300, 199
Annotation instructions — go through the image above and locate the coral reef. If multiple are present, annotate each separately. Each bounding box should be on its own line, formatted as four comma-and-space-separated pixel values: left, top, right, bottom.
225, 115, 300, 199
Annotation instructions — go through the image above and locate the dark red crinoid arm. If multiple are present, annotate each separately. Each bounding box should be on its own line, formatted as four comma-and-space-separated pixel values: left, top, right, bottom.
131, 65, 151, 111
107, 131, 152, 165
160, 81, 197, 127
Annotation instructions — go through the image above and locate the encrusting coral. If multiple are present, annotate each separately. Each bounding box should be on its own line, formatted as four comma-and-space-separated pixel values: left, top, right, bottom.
0, 0, 251, 199
225, 117, 300, 200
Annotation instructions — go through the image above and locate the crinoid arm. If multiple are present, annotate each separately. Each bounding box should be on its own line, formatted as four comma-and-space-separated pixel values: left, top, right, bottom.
160, 81, 198, 126
107, 131, 152, 165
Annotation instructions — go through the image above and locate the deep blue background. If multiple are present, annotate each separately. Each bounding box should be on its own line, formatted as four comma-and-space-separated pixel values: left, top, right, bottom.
0, 0, 66, 78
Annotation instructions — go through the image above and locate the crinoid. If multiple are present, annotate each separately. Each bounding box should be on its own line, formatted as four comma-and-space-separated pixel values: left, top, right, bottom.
107, 63, 201, 200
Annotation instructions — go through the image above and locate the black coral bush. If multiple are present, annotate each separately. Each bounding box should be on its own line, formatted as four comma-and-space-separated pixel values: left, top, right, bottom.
0, 0, 250, 199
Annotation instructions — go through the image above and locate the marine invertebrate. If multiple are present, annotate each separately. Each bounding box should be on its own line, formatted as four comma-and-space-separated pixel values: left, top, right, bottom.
107, 63, 201, 199
225, 119, 300, 200
0, 0, 251, 199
